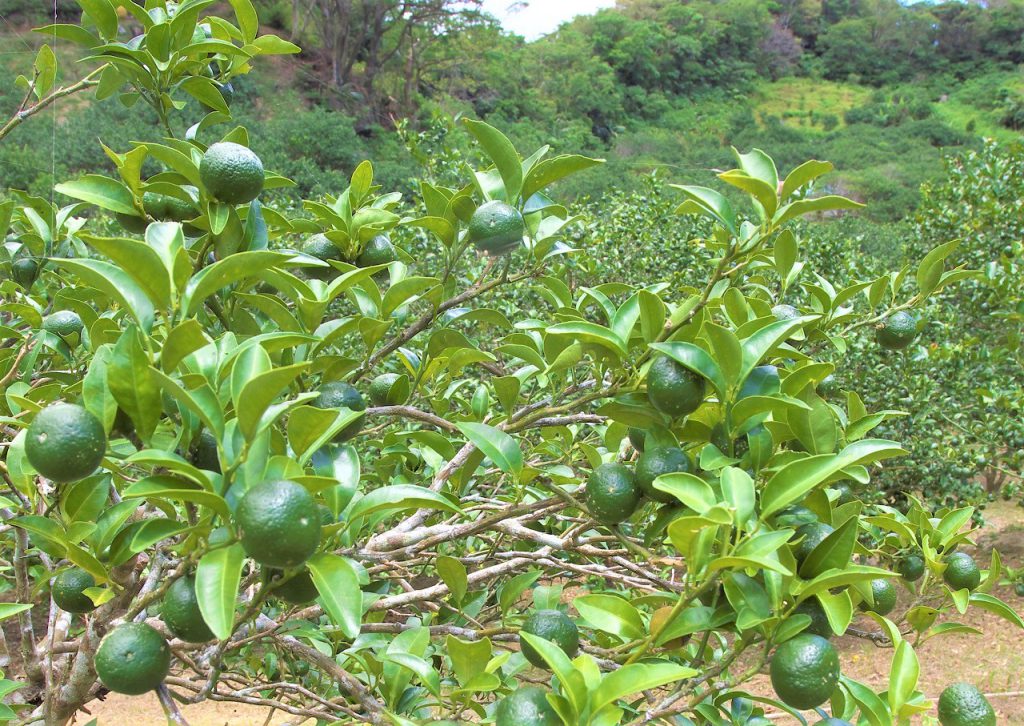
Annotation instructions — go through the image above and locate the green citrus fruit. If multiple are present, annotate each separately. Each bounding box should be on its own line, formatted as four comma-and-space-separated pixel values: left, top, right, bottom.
793, 522, 834, 566
42, 310, 84, 345
858, 578, 897, 616
585, 463, 640, 525
519, 609, 579, 668
25, 403, 106, 483
769, 634, 840, 710
830, 482, 855, 506
772, 303, 800, 321
200, 141, 264, 205
793, 598, 832, 639
1014, 582, 1024, 597
937, 682, 996, 726
738, 365, 780, 400
94, 622, 171, 695
369, 373, 406, 406
12, 258, 38, 288
647, 355, 703, 418
627, 427, 646, 452
116, 212, 149, 234
303, 234, 342, 280
357, 234, 398, 267
142, 191, 169, 219
876, 311, 918, 350
467, 200, 525, 256
635, 446, 691, 503
189, 430, 220, 473
897, 553, 925, 582
52, 568, 97, 614
314, 382, 366, 442
773, 505, 818, 528
817, 374, 839, 397
267, 568, 319, 605
236, 479, 321, 568
164, 188, 197, 221
943, 552, 981, 591
494, 687, 561, 726
161, 575, 214, 643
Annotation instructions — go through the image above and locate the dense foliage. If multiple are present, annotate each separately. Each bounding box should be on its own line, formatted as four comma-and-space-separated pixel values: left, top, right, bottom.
0, 2, 1020, 726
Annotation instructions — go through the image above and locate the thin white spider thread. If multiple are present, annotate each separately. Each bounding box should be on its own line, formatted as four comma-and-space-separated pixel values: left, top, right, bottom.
50, 0, 57, 227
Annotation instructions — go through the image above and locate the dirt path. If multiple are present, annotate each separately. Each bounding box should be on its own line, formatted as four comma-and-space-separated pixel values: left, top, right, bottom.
80, 502, 1024, 725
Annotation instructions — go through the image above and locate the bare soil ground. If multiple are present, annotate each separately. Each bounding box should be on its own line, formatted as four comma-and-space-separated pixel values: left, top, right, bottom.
79, 501, 1024, 725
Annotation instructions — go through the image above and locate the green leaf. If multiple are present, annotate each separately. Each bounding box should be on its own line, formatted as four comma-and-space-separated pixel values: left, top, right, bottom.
161, 320, 211, 372
446, 635, 491, 687
574, 594, 645, 641
968, 592, 1024, 629
591, 662, 698, 715
54, 175, 135, 214
780, 160, 833, 200
78, 0, 118, 38
760, 439, 906, 519
55, 258, 155, 331
108, 327, 162, 443
107, 518, 188, 566
547, 321, 627, 358
888, 639, 919, 718
798, 515, 859, 579
654, 472, 716, 514
196, 543, 245, 640
670, 184, 736, 233
0, 603, 32, 622
82, 235, 173, 311
649, 341, 727, 397
436, 555, 468, 604
227, 0, 258, 42
522, 154, 604, 200
237, 363, 309, 440
720, 467, 755, 526
307, 553, 362, 639
774, 195, 864, 226
518, 633, 587, 718
122, 476, 231, 521
348, 485, 462, 522
182, 251, 289, 316
455, 422, 522, 475
463, 119, 523, 201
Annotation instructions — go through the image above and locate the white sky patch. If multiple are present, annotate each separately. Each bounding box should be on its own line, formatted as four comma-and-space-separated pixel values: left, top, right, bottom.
479, 0, 617, 40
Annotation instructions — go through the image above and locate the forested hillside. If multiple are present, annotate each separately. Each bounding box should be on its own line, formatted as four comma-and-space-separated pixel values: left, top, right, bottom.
1, 0, 1023, 219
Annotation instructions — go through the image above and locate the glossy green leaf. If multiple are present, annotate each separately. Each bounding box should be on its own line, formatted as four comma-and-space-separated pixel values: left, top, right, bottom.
455, 422, 522, 475
307, 553, 362, 639
196, 543, 245, 640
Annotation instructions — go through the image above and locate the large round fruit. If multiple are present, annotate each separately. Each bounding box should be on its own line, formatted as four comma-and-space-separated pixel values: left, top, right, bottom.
769, 634, 840, 710
236, 480, 321, 568
52, 568, 96, 614
897, 553, 925, 582
314, 382, 366, 442
189, 430, 220, 473
585, 463, 640, 525
267, 568, 319, 605
858, 578, 897, 616
467, 200, 525, 256
25, 403, 106, 483
876, 310, 918, 350
200, 141, 264, 205
368, 373, 405, 406
793, 598, 832, 639
11, 258, 39, 288
635, 446, 691, 503
494, 687, 561, 726
793, 521, 834, 566
647, 355, 703, 419
94, 622, 171, 695
161, 575, 214, 643
772, 303, 800, 321
943, 552, 981, 591
42, 310, 84, 345
357, 234, 398, 267
303, 234, 342, 280
937, 683, 996, 726
519, 609, 579, 668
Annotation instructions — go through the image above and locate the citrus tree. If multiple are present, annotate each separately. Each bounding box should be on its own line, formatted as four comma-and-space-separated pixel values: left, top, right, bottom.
0, 3, 1020, 726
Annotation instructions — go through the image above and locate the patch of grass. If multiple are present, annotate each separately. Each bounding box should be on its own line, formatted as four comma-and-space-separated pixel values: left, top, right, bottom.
756, 77, 872, 130
934, 71, 1024, 143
